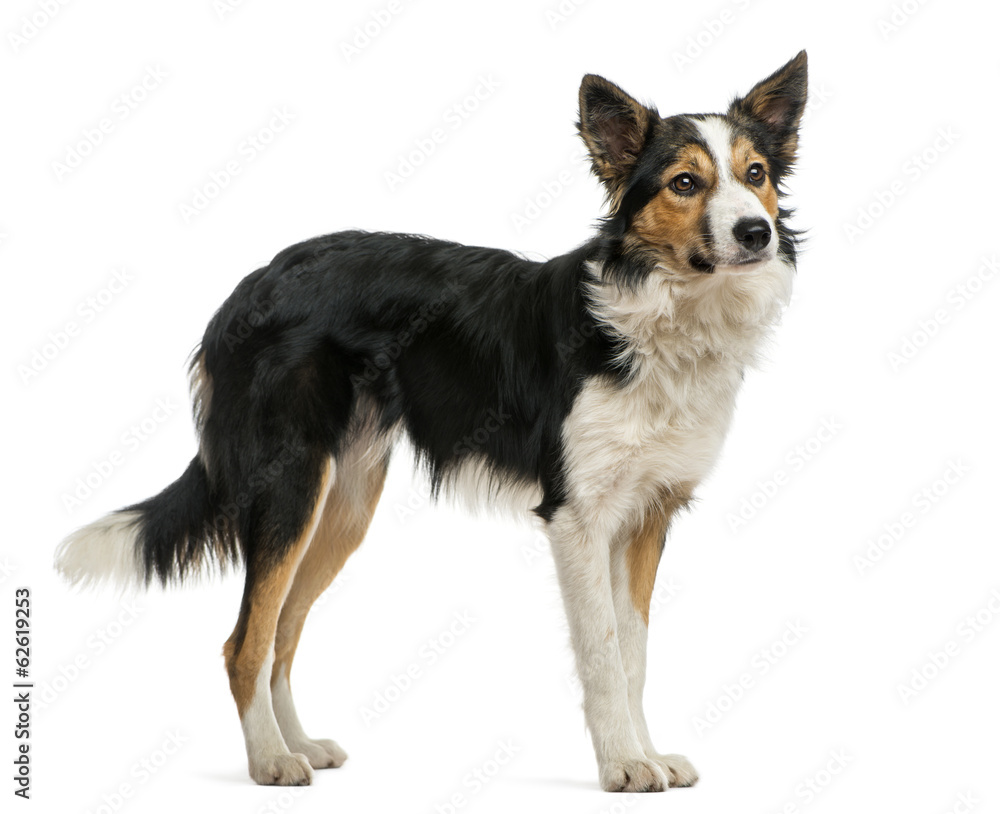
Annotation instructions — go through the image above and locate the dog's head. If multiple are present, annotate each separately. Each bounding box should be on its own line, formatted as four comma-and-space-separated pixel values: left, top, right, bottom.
579, 52, 807, 281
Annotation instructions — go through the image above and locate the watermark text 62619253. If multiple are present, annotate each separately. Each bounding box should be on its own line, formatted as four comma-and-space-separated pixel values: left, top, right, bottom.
14, 587, 33, 799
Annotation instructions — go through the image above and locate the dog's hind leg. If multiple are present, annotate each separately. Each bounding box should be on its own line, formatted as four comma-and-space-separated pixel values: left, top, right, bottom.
269, 442, 388, 771
223, 455, 335, 786
610, 488, 698, 788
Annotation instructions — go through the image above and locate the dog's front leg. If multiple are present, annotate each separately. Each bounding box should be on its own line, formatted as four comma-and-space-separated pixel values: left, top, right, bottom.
547, 507, 668, 792
609, 498, 698, 788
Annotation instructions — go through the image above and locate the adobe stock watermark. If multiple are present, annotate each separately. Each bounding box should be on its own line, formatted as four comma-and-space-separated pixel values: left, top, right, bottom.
51, 65, 169, 181
691, 620, 807, 736
519, 525, 549, 566
311, 563, 354, 611
545, 0, 591, 30
567, 640, 623, 704
255, 788, 305, 814
7, 0, 72, 54
509, 149, 589, 234
213, 0, 251, 21
896, 589, 1000, 705
726, 418, 843, 532
800, 84, 834, 126
887, 254, 997, 372
452, 407, 511, 457
765, 749, 853, 814
853, 459, 969, 575
843, 126, 959, 243
82, 730, 189, 814
939, 791, 980, 814
216, 291, 284, 352
392, 404, 510, 524
555, 319, 601, 363
877, 0, 933, 40
178, 106, 295, 223
341, 0, 404, 62
359, 610, 475, 725
384, 75, 501, 192
393, 480, 432, 525
566, 577, 682, 701
205, 439, 310, 536
432, 739, 520, 813
60, 398, 179, 513
35, 599, 144, 714
17, 267, 135, 385
348, 279, 467, 389
648, 576, 683, 619
0, 558, 16, 587
672, 0, 752, 72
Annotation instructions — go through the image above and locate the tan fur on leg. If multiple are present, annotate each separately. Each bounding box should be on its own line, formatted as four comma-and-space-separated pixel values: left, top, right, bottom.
614, 486, 699, 788
269, 454, 388, 770
223, 460, 333, 786
624, 488, 689, 626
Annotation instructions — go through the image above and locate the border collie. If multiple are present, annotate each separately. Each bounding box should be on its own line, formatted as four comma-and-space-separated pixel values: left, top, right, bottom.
57, 51, 807, 792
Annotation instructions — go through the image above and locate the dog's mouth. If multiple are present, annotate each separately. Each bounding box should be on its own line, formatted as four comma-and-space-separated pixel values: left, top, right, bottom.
689, 253, 767, 274
689, 253, 715, 274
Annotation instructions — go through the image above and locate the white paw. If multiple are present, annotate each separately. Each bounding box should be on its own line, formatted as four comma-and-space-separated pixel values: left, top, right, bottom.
650, 753, 699, 787
600, 756, 669, 792
248, 751, 314, 786
285, 737, 348, 769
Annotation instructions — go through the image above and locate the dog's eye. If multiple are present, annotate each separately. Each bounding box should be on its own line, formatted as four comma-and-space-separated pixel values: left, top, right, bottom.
747, 163, 765, 185
670, 173, 696, 195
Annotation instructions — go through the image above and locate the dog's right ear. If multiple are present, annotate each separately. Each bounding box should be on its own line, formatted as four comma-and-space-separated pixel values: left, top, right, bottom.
578, 75, 656, 202
728, 50, 808, 170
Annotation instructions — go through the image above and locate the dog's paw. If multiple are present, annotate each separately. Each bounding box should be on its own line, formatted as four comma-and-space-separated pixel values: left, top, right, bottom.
600, 757, 668, 792
249, 751, 314, 786
285, 737, 348, 770
650, 753, 699, 787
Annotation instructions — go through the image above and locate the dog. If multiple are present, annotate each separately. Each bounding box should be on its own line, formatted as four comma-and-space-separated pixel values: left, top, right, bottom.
56, 51, 807, 792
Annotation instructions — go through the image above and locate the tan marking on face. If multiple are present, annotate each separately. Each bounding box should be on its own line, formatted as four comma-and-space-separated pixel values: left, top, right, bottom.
630, 145, 718, 266
730, 135, 779, 219
626, 487, 691, 625
224, 461, 334, 715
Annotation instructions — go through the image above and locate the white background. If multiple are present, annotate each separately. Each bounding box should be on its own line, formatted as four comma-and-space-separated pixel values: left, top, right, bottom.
4, 0, 999, 812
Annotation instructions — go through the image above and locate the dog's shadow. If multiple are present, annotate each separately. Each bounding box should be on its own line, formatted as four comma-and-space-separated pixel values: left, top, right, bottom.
196, 768, 600, 792
506, 776, 603, 792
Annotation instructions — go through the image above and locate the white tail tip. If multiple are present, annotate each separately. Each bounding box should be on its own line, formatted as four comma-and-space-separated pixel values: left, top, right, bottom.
54, 510, 146, 591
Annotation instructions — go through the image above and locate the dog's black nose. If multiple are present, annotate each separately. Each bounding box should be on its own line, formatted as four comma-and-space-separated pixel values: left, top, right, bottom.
733, 218, 771, 252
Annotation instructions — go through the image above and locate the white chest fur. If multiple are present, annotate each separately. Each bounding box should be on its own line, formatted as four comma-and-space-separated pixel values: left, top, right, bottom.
561, 260, 793, 533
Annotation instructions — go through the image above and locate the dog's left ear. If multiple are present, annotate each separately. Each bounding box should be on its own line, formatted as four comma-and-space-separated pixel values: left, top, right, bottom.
578, 75, 657, 201
728, 50, 808, 167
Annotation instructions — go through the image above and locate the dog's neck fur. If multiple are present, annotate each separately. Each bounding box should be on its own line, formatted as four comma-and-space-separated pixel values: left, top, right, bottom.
585, 257, 794, 378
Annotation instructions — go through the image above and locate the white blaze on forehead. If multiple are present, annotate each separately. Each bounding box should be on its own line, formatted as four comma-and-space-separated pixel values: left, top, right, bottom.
694, 115, 736, 181
694, 115, 773, 262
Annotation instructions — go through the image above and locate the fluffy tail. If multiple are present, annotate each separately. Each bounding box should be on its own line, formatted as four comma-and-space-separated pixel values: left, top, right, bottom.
54, 456, 239, 590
